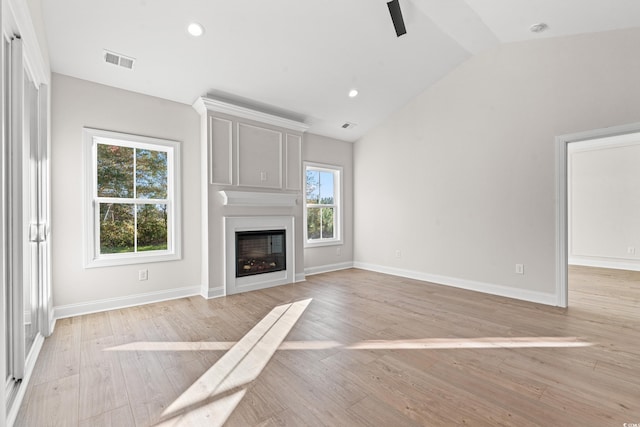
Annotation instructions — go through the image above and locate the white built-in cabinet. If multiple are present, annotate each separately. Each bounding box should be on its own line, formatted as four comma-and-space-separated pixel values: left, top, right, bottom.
196, 97, 307, 190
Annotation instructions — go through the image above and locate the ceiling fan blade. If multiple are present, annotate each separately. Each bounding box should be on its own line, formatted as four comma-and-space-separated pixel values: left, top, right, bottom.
387, 0, 407, 37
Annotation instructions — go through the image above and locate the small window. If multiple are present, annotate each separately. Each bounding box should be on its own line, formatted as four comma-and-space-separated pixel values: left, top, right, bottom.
304, 162, 342, 246
83, 128, 181, 267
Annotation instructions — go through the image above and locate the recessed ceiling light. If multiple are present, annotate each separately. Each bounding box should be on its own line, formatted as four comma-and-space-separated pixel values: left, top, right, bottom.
529, 23, 548, 33
348, 89, 359, 98
187, 22, 204, 37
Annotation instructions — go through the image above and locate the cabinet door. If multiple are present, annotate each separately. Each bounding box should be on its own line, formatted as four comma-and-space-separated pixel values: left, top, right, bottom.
237, 123, 282, 189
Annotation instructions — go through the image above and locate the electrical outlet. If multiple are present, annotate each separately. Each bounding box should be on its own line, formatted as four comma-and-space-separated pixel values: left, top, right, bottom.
138, 269, 148, 281
628, 247, 636, 255
260, 171, 267, 181
395, 250, 402, 258
336, 247, 342, 256
515, 264, 524, 275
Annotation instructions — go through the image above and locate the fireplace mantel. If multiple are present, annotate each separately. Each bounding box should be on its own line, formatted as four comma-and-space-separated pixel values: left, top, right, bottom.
219, 190, 298, 207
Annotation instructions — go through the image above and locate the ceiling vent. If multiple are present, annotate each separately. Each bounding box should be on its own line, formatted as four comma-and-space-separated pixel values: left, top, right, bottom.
341, 122, 357, 129
103, 50, 135, 70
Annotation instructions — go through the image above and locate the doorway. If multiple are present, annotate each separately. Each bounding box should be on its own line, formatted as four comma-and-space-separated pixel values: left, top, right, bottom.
556, 122, 640, 307
2, 34, 51, 416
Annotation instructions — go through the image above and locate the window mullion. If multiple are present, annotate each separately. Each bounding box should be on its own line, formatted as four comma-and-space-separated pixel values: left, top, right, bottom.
95, 197, 169, 204
133, 148, 138, 253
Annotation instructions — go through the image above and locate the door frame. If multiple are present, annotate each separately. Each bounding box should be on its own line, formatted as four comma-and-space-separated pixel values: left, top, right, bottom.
555, 121, 640, 307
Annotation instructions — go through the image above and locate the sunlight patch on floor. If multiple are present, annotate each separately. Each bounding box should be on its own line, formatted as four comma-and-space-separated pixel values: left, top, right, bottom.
107, 336, 591, 353
155, 389, 246, 427
344, 337, 592, 350
103, 299, 591, 425
106, 341, 235, 351
157, 298, 311, 426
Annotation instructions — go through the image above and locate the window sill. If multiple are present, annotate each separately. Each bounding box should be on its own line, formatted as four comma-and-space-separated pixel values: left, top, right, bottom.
304, 240, 343, 249
84, 252, 181, 269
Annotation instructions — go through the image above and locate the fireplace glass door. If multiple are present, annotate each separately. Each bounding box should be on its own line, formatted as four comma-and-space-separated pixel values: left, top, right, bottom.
236, 230, 286, 277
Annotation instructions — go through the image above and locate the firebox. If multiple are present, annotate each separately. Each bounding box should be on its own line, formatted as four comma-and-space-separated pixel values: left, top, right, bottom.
235, 229, 286, 278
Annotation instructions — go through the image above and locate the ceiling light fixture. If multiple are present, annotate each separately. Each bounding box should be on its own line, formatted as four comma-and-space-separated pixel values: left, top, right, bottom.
187, 22, 204, 37
529, 23, 548, 33
348, 89, 359, 98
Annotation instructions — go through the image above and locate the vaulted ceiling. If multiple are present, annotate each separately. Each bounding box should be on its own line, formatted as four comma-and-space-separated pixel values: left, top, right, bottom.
42, 0, 640, 141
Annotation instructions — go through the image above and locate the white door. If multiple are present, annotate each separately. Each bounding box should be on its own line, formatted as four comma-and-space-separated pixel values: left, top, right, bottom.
3, 34, 49, 393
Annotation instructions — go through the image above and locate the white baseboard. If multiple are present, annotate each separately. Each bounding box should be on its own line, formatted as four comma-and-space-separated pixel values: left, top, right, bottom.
569, 256, 640, 272
49, 308, 56, 335
7, 333, 45, 427
53, 285, 202, 320
304, 261, 354, 276
295, 273, 306, 282
353, 262, 557, 306
202, 285, 225, 299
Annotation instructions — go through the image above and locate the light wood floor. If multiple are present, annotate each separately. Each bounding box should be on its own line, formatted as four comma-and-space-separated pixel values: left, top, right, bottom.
15, 266, 640, 426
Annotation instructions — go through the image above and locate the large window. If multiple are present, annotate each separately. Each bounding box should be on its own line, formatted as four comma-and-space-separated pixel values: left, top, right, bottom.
83, 128, 181, 267
304, 162, 342, 246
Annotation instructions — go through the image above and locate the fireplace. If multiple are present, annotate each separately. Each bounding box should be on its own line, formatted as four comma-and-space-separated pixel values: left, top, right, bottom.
236, 229, 286, 277
224, 216, 295, 295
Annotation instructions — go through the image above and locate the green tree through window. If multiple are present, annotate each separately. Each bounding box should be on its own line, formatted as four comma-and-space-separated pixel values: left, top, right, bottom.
96, 143, 169, 254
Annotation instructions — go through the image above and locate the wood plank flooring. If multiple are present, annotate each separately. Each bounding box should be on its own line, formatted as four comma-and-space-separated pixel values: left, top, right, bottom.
15, 266, 640, 426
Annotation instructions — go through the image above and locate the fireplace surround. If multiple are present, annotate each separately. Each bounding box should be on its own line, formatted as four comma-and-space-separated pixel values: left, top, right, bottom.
224, 216, 295, 295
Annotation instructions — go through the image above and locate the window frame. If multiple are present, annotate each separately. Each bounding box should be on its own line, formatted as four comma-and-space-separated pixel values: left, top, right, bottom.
303, 162, 343, 247
83, 127, 181, 268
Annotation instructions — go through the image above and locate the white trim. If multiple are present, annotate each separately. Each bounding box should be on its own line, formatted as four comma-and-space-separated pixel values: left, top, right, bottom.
303, 162, 343, 247
201, 286, 225, 299
49, 313, 56, 335
193, 97, 309, 133
53, 285, 201, 320
304, 262, 353, 276
555, 133, 569, 308
6, 0, 49, 85
199, 112, 210, 300
219, 190, 298, 207
567, 131, 640, 153
6, 333, 44, 427
353, 262, 557, 306
82, 127, 182, 268
224, 216, 295, 295
569, 256, 640, 272
295, 273, 306, 282
555, 122, 640, 308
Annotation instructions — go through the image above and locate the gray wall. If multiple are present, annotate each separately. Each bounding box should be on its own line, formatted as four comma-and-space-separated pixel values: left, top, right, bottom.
303, 133, 354, 273
354, 27, 640, 304
51, 73, 202, 309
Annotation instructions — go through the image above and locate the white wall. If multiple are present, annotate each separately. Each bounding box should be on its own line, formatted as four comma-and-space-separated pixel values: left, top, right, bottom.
303, 133, 354, 274
354, 27, 640, 304
569, 136, 640, 271
51, 73, 201, 313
